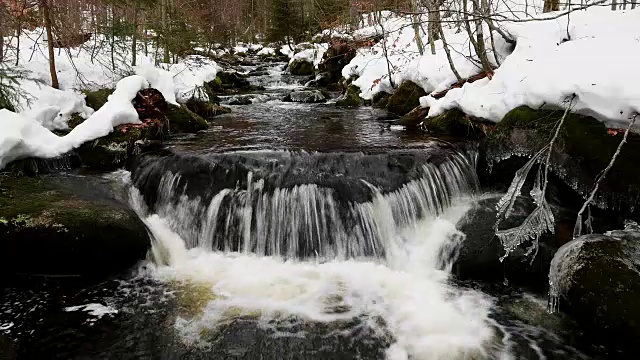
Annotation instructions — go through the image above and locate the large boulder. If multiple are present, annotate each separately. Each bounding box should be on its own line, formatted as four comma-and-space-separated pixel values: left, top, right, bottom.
205, 71, 265, 95
549, 227, 640, 354
481, 106, 640, 215
283, 90, 329, 104
165, 104, 208, 134
386, 81, 427, 116
185, 97, 231, 120
0, 174, 150, 280
455, 195, 573, 291
288, 59, 314, 76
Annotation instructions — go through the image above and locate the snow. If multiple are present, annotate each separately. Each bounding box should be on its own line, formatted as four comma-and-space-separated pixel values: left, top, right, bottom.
424, 7, 640, 129
257, 47, 276, 56
0, 74, 148, 169
342, 3, 640, 128
4, 29, 217, 128
289, 43, 329, 67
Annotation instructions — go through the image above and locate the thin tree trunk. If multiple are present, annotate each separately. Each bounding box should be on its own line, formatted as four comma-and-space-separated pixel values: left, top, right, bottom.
42, 0, 59, 89
162, 0, 170, 63
472, 0, 493, 74
132, 5, 138, 66
0, 1, 5, 63
410, 0, 424, 55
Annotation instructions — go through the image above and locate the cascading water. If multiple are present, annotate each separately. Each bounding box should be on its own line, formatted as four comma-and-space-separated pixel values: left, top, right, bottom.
124, 145, 506, 359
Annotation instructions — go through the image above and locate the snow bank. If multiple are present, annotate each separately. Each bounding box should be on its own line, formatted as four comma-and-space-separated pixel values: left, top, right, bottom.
0, 75, 148, 169
289, 43, 329, 67
341, 4, 539, 100
424, 7, 640, 128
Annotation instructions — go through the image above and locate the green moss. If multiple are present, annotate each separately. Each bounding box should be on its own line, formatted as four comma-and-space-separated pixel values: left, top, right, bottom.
186, 98, 231, 120
166, 104, 208, 134
288, 59, 314, 76
421, 108, 486, 139
386, 81, 427, 116
67, 113, 86, 129
490, 106, 640, 198
83, 88, 114, 110
335, 85, 364, 107
372, 91, 390, 108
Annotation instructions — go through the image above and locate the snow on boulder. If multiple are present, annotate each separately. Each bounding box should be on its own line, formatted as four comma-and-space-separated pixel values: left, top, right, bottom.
0, 75, 149, 169
135, 57, 218, 104
17, 81, 94, 131
423, 7, 640, 130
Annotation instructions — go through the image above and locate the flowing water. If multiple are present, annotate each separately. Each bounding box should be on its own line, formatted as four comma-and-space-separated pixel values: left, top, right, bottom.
0, 61, 600, 359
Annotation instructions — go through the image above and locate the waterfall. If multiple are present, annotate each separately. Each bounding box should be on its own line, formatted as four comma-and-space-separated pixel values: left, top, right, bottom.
133, 147, 479, 260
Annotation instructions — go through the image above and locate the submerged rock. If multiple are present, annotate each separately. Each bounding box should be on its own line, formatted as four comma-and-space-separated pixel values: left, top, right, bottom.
549, 228, 640, 354
288, 59, 314, 76
0, 174, 150, 280
283, 90, 328, 104
386, 81, 426, 116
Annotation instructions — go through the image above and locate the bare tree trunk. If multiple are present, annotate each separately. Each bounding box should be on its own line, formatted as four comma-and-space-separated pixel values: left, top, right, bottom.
543, 0, 560, 12
410, 0, 424, 55
0, 0, 7, 63
132, 4, 138, 66
42, 0, 59, 89
162, 0, 170, 63
428, 0, 438, 55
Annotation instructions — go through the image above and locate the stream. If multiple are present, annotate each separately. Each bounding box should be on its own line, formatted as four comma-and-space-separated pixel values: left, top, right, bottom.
0, 61, 606, 359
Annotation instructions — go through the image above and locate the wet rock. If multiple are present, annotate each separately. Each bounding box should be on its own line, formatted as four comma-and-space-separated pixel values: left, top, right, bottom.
0, 174, 150, 280
482, 106, 640, 215
165, 104, 208, 133
185, 98, 231, 120
306, 72, 332, 88
206, 72, 265, 95
386, 81, 427, 116
228, 95, 254, 106
335, 85, 364, 107
419, 108, 490, 138
318, 42, 356, 87
455, 195, 566, 292
550, 228, 640, 354
247, 69, 270, 77
288, 59, 314, 76
283, 90, 328, 104
371, 91, 391, 108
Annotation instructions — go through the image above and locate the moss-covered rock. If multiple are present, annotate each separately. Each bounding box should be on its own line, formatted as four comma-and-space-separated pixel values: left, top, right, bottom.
386, 81, 427, 116
166, 104, 208, 134
419, 108, 489, 139
335, 85, 364, 107
483, 106, 640, 213
185, 98, 231, 120
83, 88, 114, 110
205, 72, 265, 95
0, 174, 150, 279
552, 229, 640, 354
372, 91, 391, 108
288, 59, 314, 76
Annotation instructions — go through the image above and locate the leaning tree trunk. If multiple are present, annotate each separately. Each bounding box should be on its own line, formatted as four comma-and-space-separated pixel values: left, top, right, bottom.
41, 0, 59, 89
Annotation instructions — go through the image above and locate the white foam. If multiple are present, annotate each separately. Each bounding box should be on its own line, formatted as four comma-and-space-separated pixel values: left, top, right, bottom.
144, 198, 497, 358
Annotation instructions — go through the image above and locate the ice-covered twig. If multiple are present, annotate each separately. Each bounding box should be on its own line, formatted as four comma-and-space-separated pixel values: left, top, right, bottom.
573, 112, 639, 238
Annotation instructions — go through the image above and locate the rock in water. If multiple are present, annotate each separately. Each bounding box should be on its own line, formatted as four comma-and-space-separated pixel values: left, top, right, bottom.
386, 81, 426, 116
288, 59, 314, 76
335, 85, 364, 107
283, 90, 328, 104
0, 174, 150, 280
228, 95, 254, 106
548, 227, 640, 354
